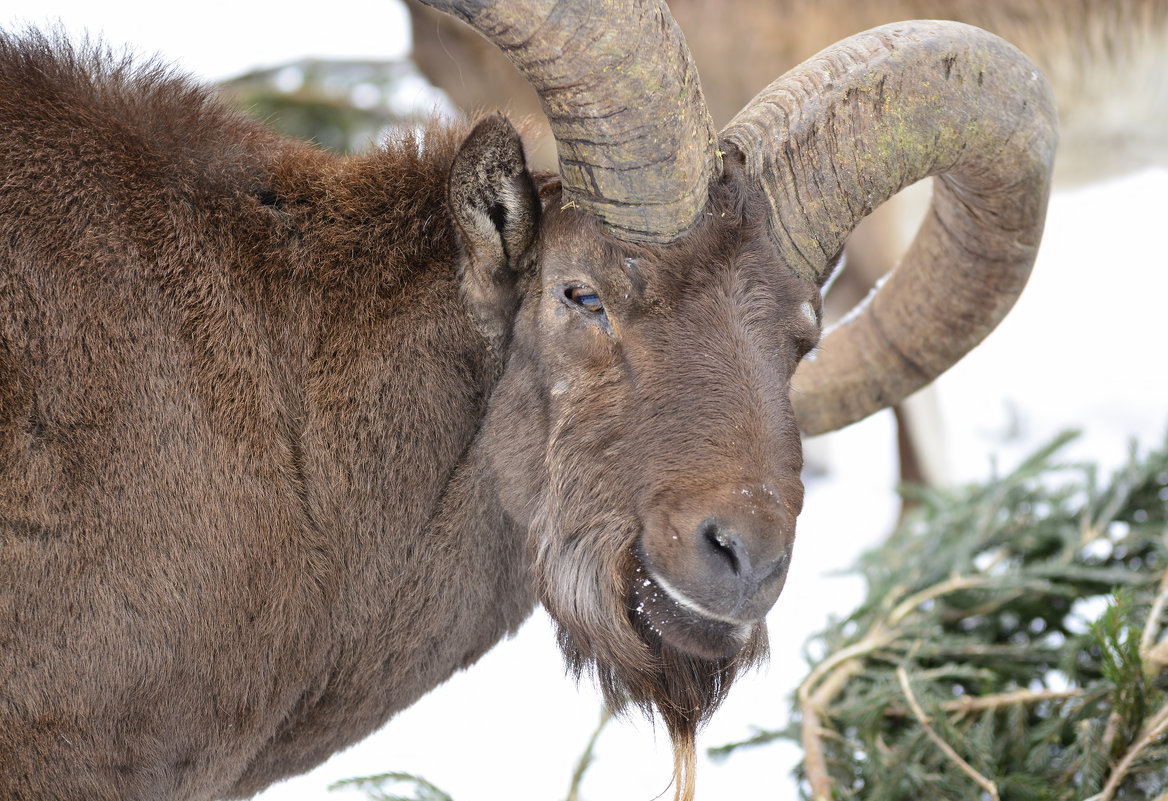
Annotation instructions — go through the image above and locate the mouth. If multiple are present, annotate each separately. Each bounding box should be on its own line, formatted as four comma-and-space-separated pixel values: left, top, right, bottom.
629, 557, 755, 660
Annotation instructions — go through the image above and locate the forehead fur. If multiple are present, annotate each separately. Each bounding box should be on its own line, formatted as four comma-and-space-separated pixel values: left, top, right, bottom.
536, 152, 817, 311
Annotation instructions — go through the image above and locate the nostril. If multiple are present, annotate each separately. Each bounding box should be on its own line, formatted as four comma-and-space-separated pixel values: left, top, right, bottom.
702, 520, 746, 576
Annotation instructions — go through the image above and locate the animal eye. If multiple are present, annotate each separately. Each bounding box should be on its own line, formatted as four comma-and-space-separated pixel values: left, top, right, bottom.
554, 283, 613, 335
559, 284, 605, 315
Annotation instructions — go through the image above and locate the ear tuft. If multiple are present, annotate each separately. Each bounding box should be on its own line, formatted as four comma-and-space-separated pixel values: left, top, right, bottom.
449, 114, 540, 352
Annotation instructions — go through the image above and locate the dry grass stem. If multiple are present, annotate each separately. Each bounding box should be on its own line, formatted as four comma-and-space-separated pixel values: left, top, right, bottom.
565, 706, 613, 801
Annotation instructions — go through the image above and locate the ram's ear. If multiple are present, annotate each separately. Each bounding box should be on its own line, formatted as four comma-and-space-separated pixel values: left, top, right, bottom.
449, 114, 540, 352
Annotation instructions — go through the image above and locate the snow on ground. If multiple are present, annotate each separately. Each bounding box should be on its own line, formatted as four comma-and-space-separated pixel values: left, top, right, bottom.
935, 171, 1168, 486
4, 3, 1164, 799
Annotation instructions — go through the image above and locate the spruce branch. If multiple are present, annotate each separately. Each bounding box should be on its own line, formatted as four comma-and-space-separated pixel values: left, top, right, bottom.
800, 656, 866, 800
886, 574, 992, 626
1095, 702, 1168, 801
1140, 567, 1168, 667
714, 429, 1168, 800
896, 665, 1000, 801
882, 687, 1083, 718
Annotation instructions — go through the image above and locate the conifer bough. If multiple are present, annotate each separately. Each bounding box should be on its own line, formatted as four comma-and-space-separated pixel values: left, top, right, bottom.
715, 432, 1168, 801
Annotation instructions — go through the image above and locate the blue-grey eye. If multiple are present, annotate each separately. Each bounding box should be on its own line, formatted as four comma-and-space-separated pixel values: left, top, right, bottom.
560, 284, 604, 315
569, 287, 603, 313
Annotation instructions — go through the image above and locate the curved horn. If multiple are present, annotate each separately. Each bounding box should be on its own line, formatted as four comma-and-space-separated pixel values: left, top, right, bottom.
720, 21, 1058, 436
419, 0, 718, 243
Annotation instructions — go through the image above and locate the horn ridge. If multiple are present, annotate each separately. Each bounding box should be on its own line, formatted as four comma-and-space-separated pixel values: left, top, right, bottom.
720, 20, 1058, 434
416, 0, 719, 243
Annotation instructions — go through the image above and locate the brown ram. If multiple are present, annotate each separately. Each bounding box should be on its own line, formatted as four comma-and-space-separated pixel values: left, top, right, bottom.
0, 2, 1055, 799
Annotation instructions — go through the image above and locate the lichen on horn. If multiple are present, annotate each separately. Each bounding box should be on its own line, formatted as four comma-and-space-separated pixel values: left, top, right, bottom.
720, 21, 1058, 435
420, 0, 719, 243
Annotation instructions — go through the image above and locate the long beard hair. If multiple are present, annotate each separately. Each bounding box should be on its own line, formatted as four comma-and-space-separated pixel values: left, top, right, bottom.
530, 490, 769, 801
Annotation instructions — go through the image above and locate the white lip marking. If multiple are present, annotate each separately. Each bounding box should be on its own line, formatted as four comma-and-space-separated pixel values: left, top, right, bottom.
642, 564, 753, 638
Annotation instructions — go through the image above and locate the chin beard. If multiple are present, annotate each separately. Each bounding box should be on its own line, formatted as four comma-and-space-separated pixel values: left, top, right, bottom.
534, 520, 769, 801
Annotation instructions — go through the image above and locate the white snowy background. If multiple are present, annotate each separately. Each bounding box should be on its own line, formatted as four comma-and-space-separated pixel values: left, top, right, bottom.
4, 2, 1165, 799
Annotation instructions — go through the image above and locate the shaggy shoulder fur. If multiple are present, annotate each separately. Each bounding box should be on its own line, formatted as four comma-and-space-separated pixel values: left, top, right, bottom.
0, 31, 534, 800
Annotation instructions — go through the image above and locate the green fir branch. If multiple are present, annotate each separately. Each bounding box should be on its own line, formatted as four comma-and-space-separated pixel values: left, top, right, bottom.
715, 429, 1168, 801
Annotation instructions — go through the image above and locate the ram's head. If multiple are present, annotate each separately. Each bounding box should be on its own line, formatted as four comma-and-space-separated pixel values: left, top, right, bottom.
427, 2, 1056, 796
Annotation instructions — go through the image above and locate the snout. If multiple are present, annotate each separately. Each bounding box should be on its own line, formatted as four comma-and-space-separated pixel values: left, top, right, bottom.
633, 486, 796, 658
691, 516, 791, 619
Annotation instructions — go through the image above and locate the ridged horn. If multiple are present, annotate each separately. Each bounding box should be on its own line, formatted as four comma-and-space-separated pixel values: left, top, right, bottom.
418, 0, 718, 243
720, 21, 1058, 436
